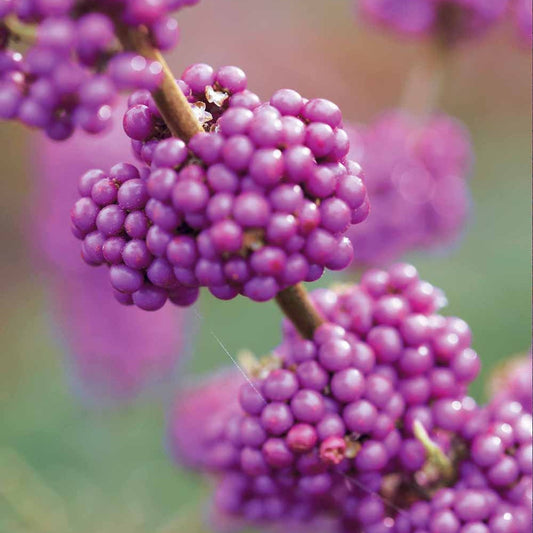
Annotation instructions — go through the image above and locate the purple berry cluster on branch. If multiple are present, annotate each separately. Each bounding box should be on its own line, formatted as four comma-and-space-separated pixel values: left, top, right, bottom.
71, 63, 369, 310
165, 264, 530, 533
346, 110, 472, 265
0, 0, 198, 139
124, 63, 254, 163
488, 354, 532, 415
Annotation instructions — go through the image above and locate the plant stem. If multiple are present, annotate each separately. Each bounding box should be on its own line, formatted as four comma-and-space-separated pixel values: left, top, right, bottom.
122, 27, 325, 339
3, 15, 37, 43
275, 284, 325, 339
117, 25, 203, 141
413, 420, 455, 484
400, 40, 449, 118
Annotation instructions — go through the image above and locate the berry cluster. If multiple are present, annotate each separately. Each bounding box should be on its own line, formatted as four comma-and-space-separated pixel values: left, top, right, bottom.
357, 0, 509, 44
169, 264, 496, 531
124, 63, 254, 162
71, 162, 200, 310
0, 0, 198, 138
33, 112, 186, 398
394, 392, 532, 532
72, 63, 369, 308
465, 399, 531, 502
172, 324, 408, 529
488, 354, 532, 414
346, 111, 471, 265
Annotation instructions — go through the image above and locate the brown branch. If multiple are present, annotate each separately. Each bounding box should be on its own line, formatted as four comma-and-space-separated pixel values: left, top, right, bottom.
121, 27, 324, 338
117, 25, 203, 142
275, 283, 325, 339
400, 40, 449, 118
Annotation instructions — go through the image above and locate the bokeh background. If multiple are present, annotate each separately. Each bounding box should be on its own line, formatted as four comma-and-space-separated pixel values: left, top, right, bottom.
0, 1, 530, 531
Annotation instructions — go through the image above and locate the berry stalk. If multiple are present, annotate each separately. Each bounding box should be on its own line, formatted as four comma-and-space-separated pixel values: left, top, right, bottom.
400, 41, 449, 117
275, 284, 324, 339
3, 14, 37, 43
117, 25, 203, 141
121, 26, 324, 338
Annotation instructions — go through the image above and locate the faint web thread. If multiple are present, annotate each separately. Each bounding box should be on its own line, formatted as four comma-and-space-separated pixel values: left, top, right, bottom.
193, 308, 267, 405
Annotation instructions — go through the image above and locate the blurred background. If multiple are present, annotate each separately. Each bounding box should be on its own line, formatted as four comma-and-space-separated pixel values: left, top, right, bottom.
0, 1, 530, 531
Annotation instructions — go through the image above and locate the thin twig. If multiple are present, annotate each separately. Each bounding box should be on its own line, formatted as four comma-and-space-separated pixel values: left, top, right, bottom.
122, 27, 325, 338
117, 25, 203, 141
275, 283, 325, 339
3, 15, 37, 44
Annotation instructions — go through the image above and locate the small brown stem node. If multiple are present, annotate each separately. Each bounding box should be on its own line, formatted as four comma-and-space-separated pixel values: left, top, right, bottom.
4, 15, 37, 44
117, 25, 203, 141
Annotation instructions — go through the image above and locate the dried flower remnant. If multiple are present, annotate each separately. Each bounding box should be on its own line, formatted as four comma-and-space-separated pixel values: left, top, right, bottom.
167, 264, 505, 532
357, 0, 509, 45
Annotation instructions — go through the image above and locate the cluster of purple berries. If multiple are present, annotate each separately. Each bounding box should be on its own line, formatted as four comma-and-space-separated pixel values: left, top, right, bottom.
72, 63, 369, 308
0, 0, 198, 139
71, 162, 201, 310
32, 112, 187, 399
346, 111, 471, 265
171, 324, 412, 530
466, 399, 531, 504
167, 264, 528, 532
357, 0, 509, 44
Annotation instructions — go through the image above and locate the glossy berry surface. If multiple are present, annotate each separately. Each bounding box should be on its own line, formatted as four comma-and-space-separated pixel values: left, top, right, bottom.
79, 65, 369, 307
72, 161, 200, 311
33, 102, 186, 398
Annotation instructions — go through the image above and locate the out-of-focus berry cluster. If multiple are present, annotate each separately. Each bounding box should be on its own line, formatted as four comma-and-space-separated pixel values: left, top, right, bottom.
124, 63, 256, 163
72, 64, 370, 310
512, 0, 533, 46
165, 264, 531, 533
0, 0, 199, 139
357, 0, 509, 44
346, 111, 471, 266
32, 104, 186, 399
